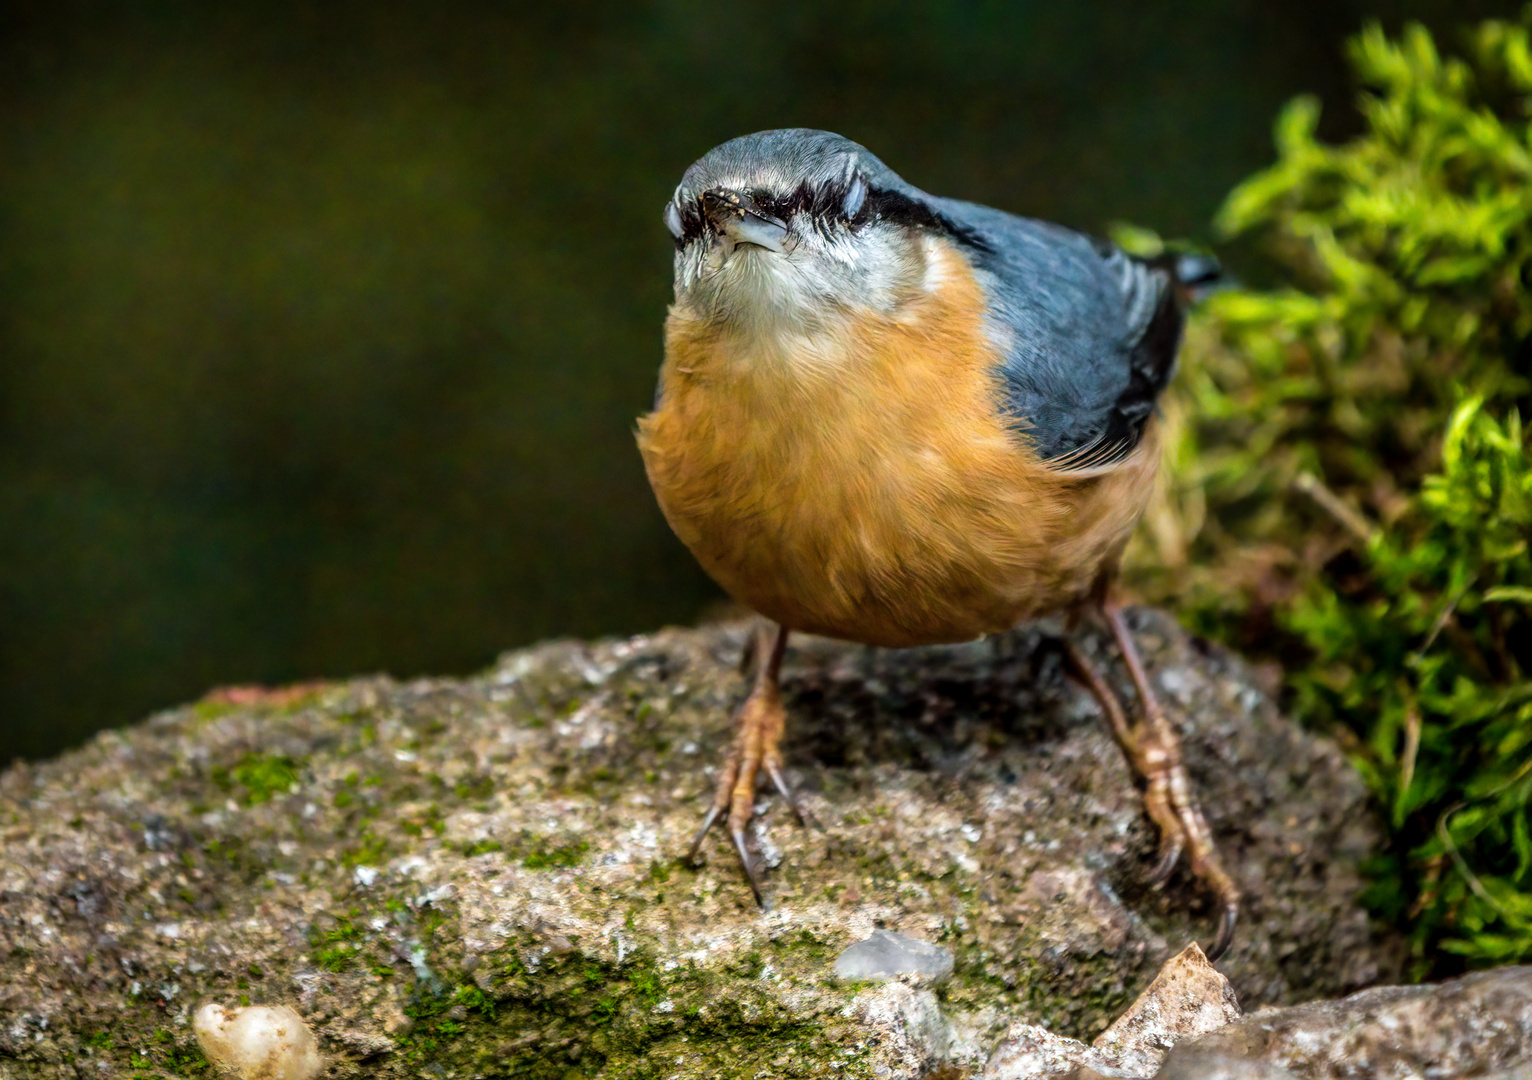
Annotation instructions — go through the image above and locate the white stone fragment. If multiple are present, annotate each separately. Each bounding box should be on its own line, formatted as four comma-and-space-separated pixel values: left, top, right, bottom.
1092, 942, 1242, 1077
192, 1002, 322, 1080
983, 1023, 1100, 1080
834, 928, 954, 984
984, 944, 1242, 1080
853, 983, 966, 1076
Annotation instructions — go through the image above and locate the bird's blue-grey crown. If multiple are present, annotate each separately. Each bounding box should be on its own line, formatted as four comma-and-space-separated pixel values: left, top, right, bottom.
662, 128, 1211, 467
682, 129, 888, 199
663, 129, 978, 252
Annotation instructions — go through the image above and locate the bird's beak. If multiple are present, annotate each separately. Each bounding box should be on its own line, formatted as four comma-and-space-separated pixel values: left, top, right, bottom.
701, 189, 789, 253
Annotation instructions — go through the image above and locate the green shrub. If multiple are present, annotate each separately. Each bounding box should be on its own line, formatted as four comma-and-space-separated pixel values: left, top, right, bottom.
1125, 9, 1532, 974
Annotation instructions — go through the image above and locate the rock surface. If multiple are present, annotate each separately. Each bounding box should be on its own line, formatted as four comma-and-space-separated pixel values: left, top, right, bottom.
1162, 965, 1532, 1080
1092, 943, 1242, 1076
0, 610, 1396, 1078
984, 944, 1241, 1079
982, 960, 1532, 1080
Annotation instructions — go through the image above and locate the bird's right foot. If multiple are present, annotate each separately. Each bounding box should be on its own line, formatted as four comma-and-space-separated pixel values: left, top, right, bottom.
687, 622, 802, 905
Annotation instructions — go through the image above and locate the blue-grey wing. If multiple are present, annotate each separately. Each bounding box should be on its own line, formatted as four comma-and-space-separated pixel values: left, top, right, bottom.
936, 198, 1194, 467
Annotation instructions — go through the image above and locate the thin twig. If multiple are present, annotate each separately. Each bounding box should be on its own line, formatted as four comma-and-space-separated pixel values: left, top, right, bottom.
1436, 754, 1532, 921
1438, 805, 1510, 919
1419, 577, 1472, 656
1293, 471, 1377, 543
1398, 697, 1421, 815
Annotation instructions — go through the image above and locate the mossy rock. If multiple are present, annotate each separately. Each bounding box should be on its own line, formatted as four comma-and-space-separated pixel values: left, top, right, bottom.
0, 613, 1397, 1077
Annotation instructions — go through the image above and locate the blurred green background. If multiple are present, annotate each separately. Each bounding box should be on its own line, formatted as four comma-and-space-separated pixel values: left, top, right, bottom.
0, 0, 1515, 761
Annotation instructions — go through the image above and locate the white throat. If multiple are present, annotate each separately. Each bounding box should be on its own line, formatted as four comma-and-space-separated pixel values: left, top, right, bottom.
676, 227, 948, 376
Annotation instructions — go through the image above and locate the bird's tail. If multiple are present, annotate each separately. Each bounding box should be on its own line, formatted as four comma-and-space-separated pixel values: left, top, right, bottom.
1163, 250, 1223, 305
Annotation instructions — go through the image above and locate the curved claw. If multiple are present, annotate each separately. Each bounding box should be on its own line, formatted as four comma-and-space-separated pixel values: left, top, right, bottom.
1149, 840, 1184, 889
729, 824, 766, 907
687, 804, 727, 865
1204, 900, 1238, 962
764, 759, 810, 829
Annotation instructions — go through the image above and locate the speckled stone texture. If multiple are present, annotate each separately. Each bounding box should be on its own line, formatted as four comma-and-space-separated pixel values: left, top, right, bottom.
983, 943, 1241, 1079
0, 610, 1396, 1078
1161, 965, 1532, 1080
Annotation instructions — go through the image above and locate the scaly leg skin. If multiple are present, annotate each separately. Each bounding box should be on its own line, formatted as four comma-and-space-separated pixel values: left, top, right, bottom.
686, 622, 805, 905
1064, 601, 1241, 961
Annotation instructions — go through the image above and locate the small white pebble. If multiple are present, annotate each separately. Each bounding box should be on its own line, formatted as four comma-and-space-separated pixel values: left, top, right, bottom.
353, 865, 379, 887
834, 929, 954, 984
193, 1003, 322, 1080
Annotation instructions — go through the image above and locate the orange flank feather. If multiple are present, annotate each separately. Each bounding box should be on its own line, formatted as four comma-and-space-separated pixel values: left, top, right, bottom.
636, 240, 1159, 647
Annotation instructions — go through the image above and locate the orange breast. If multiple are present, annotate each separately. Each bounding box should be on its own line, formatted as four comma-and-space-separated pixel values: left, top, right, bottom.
636, 241, 1158, 647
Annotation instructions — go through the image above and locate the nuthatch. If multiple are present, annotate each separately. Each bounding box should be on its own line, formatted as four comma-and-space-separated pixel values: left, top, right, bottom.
637, 129, 1239, 959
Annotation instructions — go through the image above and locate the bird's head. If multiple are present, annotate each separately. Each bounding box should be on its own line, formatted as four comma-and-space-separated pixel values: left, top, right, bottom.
663, 130, 964, 337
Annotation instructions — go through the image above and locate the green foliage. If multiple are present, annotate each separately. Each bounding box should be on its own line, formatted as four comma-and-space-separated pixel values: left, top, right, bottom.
1127, 11, 1532, 973
1289, 401, 1532, 967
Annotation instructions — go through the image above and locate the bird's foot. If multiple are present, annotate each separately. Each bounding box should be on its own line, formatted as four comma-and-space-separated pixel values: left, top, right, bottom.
1065, 604, 1241, 961
686, 623, 802, 905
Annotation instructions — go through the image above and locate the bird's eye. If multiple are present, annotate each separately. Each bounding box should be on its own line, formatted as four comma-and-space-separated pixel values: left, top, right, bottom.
663, 201, 684, 240
842, 175, 867, 219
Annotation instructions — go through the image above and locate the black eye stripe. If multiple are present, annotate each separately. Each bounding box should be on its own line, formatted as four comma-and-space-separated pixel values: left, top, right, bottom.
775, 179, 859, 221
667, 181, 991, 255
781, 183, 992, 251
857, 189, 993, 252
670, 203, 707, 248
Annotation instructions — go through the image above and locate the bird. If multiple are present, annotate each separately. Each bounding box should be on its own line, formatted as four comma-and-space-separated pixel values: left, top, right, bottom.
635, 128, 1240, 960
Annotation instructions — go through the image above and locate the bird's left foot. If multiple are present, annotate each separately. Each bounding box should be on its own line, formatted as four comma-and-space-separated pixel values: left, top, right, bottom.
686, 622, 802, 905
1066, 603, 1242, 961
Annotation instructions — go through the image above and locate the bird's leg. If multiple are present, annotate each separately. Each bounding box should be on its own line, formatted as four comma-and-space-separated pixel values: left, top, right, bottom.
1064, 601, 1241, 961
687, 622, 802, 904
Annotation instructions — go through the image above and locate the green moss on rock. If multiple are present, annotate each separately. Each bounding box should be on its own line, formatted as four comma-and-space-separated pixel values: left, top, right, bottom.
0, 619, 1394, 1075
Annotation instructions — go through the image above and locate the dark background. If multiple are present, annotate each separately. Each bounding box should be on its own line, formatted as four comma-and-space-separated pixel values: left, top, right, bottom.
0, 0, 1513, 761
